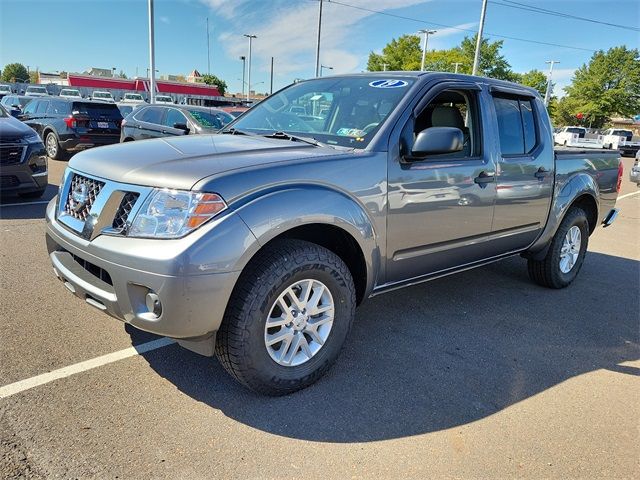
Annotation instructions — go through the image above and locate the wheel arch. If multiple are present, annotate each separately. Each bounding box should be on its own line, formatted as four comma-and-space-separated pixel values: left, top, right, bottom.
234, 186, 381, 304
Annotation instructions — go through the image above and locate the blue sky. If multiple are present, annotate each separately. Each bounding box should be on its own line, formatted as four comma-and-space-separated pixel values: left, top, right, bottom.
1, 0, 638, 95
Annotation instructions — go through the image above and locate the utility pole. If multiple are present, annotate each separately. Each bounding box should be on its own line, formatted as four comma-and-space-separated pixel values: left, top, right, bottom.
382, 63, 388, 72
472, 0, 488, 76
206, 17, 211, 75
544, 60, 559, 107
418, 29, 436, 71
240, 56, 246, 97
148, 0, 156, 104
244, 34, 256, 102
314, 0, 323, 77
270, 57, 274, 95
453, 62, 462, 73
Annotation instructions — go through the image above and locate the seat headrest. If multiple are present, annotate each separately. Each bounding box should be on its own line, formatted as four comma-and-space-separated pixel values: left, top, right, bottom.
430, 105, 465, 130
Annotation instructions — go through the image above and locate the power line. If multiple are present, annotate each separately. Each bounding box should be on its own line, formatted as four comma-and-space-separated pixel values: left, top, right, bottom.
323, 0, 597, 53
491, 0, 640, 32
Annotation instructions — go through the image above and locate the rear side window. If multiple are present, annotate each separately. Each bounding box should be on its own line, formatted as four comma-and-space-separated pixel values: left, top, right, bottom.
35, 101, 49, 114
48, 100, 71, 115
493, 95, 538, 155
73, 102, 122, 119
136, 107, 164, 124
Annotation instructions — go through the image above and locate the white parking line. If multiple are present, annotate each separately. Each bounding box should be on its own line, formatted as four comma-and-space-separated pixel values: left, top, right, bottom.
0, 200, 51, 207
0, 338, 175, 399
618, 190, 640, 201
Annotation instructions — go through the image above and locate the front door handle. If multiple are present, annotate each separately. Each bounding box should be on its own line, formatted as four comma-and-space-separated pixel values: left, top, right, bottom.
534, 167, 550, 179
474, 171, 495, 188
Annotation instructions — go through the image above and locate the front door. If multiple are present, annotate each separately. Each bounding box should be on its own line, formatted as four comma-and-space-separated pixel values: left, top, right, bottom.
386, 86, 497, 283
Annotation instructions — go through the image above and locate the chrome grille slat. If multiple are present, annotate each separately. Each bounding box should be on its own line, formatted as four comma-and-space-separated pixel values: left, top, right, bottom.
112, 192, 140, 230
64, 174, 105, 221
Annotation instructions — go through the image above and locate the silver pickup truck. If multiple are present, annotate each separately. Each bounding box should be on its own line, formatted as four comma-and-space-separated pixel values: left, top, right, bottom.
46, 73, 622, 395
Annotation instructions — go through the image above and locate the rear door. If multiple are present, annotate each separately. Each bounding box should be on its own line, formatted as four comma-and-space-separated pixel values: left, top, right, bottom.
490, 90, 554, 249
134, 106, 166, 139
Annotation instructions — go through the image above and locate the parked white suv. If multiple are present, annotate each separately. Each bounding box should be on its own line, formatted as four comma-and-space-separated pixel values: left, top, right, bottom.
91, 91, 116, 103
121, 93, 146, 103
25, 86, 49, 97
59, 88, 82, 99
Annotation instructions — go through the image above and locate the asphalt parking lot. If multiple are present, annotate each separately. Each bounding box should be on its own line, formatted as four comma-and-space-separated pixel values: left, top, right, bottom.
1, 156, 638, 479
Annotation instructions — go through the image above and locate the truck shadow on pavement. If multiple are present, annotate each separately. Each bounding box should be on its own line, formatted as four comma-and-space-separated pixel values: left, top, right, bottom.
130, 252, 639, 443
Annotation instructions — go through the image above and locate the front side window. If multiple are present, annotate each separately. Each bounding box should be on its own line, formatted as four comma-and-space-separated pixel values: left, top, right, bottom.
493, 95, 538, 155
22, 100, 37, 114
164, 109, 187, 127
188, 109, 223, 129
227, 76, 416, 148
35, 100, 49, 114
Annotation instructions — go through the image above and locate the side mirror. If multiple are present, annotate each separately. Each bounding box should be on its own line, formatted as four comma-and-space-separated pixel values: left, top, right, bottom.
173, 122, 190, 134
410, 126, 464, 157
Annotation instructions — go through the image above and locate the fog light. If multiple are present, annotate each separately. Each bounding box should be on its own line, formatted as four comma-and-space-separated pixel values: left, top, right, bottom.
145, 292, 162, 317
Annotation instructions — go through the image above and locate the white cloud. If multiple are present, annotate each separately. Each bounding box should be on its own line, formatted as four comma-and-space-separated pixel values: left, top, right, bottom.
159, 16, 170, 24
551, 68, 576, 96
199, 0, 249, 19
211, 0, 439, 79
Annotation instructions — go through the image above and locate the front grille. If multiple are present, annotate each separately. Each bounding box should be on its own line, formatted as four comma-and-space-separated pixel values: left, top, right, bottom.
64, 174, 105, 221
0, 145, 25, 166
1, 175, 20, 188
112, 192, 139, 230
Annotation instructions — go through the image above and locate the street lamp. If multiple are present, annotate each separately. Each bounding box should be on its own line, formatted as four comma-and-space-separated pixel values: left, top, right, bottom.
243, 34, 257, 102
320, 65, 333, 77
544, 60, 560, 107
418, 29, 437, 71
240, 56, 246, 97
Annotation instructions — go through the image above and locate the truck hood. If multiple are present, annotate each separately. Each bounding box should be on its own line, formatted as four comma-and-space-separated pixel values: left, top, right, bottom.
69, 134, 344, 190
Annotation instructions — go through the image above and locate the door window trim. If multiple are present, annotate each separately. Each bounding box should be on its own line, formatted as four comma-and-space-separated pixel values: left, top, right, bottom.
490, 93, 542, 159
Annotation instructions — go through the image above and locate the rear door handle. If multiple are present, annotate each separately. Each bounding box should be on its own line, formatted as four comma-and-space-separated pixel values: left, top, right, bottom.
534, 167, 550, 179
474, 171, 495, 188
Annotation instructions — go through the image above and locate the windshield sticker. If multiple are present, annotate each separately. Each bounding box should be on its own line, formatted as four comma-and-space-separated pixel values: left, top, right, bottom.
369, 79, 409, 89
337, 128, 366, 137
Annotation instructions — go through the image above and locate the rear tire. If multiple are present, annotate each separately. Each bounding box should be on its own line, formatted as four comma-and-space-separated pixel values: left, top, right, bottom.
527, 207, 589, 289
215, 239, 356, 395
45, 131, 65, 160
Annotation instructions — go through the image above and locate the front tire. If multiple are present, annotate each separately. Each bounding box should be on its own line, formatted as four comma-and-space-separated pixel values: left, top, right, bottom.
527, 207, 589, 289
215, 239, 356, 395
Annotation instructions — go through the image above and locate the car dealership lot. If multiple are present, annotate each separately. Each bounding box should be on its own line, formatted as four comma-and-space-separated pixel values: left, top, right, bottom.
1, 158, 638, 479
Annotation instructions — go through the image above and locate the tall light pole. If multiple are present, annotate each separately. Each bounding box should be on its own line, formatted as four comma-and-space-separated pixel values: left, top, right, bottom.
382, 63, 389, 72
453, 62, 462, 74
270, 57, 274, 95
315, 0, 323, 77
472, 0, 488, 76
148, 0, 156, 104
320, 65, 333, 77
544, 60, 560, 107
418, 29, 436, 71
240, 56, 246, 97
206, 17, 211, 75
244, 34, 257, 102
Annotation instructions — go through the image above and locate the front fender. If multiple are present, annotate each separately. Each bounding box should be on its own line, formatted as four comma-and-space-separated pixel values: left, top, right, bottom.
527, 172, 599, 256
235, 185, 380, 297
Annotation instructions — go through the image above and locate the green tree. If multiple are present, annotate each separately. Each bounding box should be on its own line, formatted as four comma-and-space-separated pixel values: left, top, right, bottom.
423, 48, 468, 73
516, 69, 548, 96
29, 70, 39, 84
1, 63, 28, 83
201, 74, 227, 96
367, 34, 422, 71
118, 70, 128, 79
458, 35, 515, 80
563, 46, 640, 127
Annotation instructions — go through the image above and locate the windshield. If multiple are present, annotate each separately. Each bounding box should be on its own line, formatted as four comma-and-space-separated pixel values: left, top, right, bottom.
27, 87, 47, 93
94, 92, 111, 98
227, 76, 415, 148
61, 90, 80, 96
125, 94, 143, 100
566, 127, 586, 134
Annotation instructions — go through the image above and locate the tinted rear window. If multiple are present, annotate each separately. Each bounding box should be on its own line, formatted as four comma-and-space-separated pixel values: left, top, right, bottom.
72, 102, 122, 119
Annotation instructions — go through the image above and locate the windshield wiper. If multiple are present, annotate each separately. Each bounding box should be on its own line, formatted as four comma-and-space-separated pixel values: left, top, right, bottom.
262, 131, 329, 148
220, 127, 255, 136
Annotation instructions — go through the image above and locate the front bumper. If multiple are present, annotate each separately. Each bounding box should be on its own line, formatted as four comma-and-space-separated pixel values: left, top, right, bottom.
0, 142, 48, 194
45, 199, 244, 339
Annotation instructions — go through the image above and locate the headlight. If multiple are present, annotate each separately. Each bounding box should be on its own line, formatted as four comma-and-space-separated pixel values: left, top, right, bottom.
25, 132, 42, 144
128, 189, 227, 238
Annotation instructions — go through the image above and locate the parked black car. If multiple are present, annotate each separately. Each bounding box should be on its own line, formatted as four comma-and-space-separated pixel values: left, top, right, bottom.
0, 95, 34, 118
0, 105, 48, 198
19, 98, 122, 160
120, 105, 233, 142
